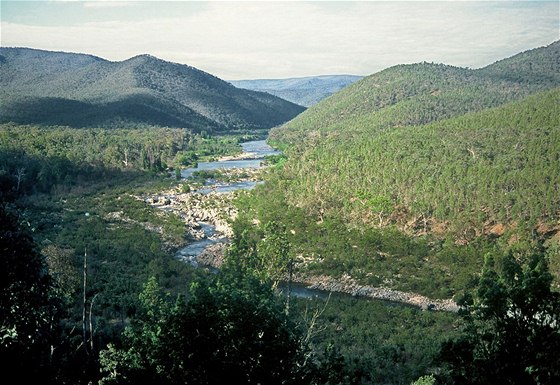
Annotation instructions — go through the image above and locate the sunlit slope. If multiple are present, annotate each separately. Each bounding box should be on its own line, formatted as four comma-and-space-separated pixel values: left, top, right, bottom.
278, 88, 560, 239
271, 41, 559, 144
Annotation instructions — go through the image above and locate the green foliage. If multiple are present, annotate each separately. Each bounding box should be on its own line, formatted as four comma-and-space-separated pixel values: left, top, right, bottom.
290, 295, 459, 385
0, 204, 59, 383
188, 169, 228, 184
42, 245, 80, 302
0, 128, 255, 383
265, 88, 560, 242
9, 174, 203, 384
180, 183, 191, 193
175, 150, 198, 167
99, 273, 309, 385
0, 124, 247, 198
272, 42, 559, 145
267, 42, 560, 248
411, 375, 436, 385
233, 178, 501, 298
263, 153, 288, 168
439, 251, 560, 384
0, 47, 304, 131
223, 220, 293, 293
255, 221, 292, 287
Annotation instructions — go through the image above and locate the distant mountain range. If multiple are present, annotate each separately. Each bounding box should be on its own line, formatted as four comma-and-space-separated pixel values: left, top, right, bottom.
0, 48, 305, 131
229, 75, 362, 107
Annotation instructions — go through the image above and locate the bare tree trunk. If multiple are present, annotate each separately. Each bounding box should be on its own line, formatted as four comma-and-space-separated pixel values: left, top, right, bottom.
82, 248, 88, 355
89, 292, 99, 354
285, 258, 293, 317
301, 293, 331, 366
123, 148, 129, 168
15, 167, 25, 191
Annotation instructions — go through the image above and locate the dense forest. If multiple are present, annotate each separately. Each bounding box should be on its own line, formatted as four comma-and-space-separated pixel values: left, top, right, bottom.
272, 89, 559, 240
1, 41, 559, 385
0, 124, 248, 197
272, 41, 559, 144
0, 48, 305, 130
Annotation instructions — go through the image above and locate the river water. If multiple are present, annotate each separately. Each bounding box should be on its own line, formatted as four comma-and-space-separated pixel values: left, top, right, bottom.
173, 140, 448, 310
180, 140, 278, 194
180, 140, 279, 178
175, 140, 277, 264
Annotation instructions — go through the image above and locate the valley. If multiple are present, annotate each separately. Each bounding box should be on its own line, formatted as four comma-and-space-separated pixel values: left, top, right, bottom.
1, 41, 559, 385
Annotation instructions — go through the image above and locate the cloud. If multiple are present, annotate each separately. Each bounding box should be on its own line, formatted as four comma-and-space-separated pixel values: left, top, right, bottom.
82, 1, 134, 9
1, 1, 558, 79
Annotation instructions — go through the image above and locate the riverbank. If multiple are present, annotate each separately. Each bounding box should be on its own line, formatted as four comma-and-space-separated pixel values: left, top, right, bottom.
146, 139, 460, 312
182, 243, 459, 312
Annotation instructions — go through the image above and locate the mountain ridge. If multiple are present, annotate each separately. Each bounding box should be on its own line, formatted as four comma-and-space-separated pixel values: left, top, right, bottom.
0, 47, 305, 130
230, 74, 362, 107
271, 41, 559, 145
267, 40, 560, 240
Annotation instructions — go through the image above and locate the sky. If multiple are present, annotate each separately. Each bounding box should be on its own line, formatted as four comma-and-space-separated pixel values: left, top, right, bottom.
1, 1, 558, 80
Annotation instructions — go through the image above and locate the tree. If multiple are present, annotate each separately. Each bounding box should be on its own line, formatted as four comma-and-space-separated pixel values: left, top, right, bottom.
0, 204, 58, 383
99, 271, 311, 385
439, 250, 560, 384
411, 375, 436, 385
256, 221, 292, 289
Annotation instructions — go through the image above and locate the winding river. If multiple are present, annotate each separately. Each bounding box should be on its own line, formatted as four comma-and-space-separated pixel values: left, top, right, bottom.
170, 139, 459, 311
175, 140, 277, 264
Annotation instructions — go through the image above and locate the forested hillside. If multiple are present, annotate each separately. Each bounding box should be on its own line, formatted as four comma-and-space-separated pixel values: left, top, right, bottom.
235, 42, 560, 300
234, 89, 560, 297
0, 48, 305, 130
271, 41, 559, 144
230, 75, 362, 107
278, 89, 559, 237
268, 41, 560, 237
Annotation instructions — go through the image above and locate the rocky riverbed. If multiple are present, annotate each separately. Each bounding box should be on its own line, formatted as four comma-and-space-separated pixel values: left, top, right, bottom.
143, 142, 460, 313
140, 188, 238, 239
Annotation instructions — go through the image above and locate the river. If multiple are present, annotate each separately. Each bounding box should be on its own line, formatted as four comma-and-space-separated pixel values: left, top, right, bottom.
170, 139, 458, 311
175, 139, 278, 265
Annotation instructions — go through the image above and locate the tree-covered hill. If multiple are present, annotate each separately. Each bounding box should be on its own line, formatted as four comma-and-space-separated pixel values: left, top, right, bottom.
475, 40, 560, 85
230, 75, 362, 107
265, 41, 560, 236
244, 42, 560, 296
271, 41, 559, 145
238, 88, 559, 300
278, 88, 560, 239
0, 48, 305, 130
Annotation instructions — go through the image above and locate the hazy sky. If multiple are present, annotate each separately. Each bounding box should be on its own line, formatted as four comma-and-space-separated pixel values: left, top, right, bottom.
1, 1, 558, 79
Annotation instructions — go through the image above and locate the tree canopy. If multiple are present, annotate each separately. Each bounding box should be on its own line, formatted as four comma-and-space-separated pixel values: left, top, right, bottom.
440, 250, 560, 384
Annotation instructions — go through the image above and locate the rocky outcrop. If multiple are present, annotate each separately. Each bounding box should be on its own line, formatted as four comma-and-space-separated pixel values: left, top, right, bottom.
196, 243, 228, 268
291, 273, 460, 312
141, 189, 238, 238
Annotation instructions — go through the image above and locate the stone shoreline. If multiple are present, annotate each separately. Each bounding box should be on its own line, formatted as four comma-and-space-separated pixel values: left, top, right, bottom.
291, 273, 460, 312
143, 175, 460, 313
186, 242, 460, 313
